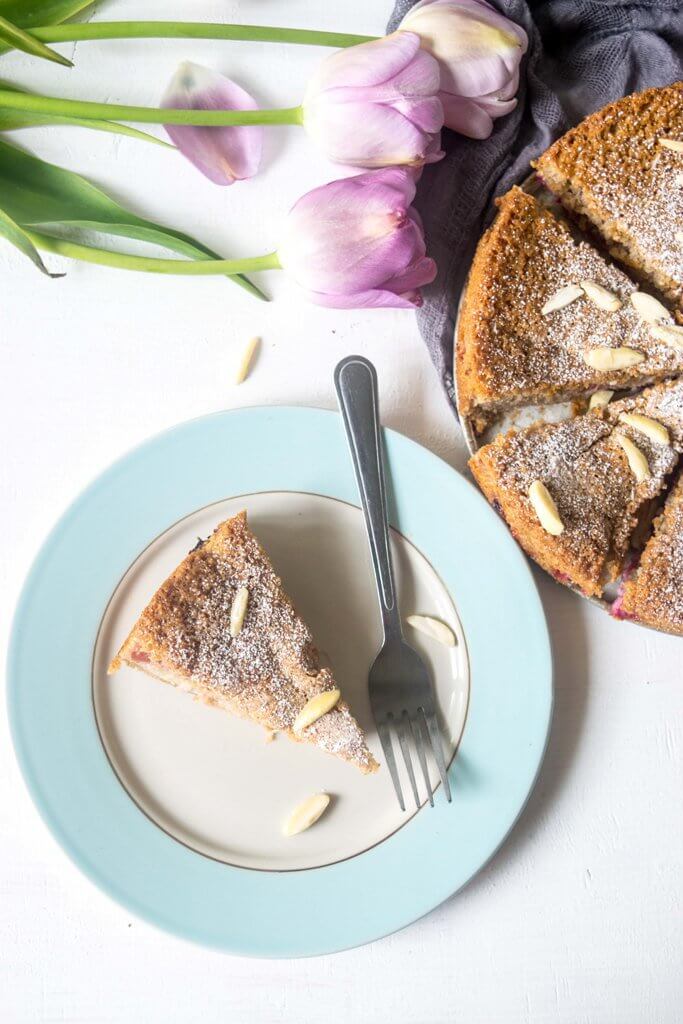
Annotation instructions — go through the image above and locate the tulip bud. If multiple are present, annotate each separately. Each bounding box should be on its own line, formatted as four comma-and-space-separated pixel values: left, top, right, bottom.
399, 0, 527, 139
278, 168, 436, 308
162, 62, 263, 184
302, 33, 444, 168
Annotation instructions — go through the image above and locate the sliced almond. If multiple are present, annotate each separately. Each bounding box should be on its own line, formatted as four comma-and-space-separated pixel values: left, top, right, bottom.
583, 346, 645, 371
580, 280, 622, 312
676, 231, 683, 243
629, 291, 670, 324
292, 689, 341, 733
650, 324, 683, 350
616, 434, 650, 483
659, 138, 683, 153
234, 335, 260, 384
406, 614, 456, 647
619, 412, 671, 445
282, 793, 330, 837
229, 586, 249, 637
589, 389, 614, 410
541, 284, 583, 316
528, 480, 564, 536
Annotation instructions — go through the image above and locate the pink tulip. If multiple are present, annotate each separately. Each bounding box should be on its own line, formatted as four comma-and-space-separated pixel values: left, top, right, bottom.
277, 168, 436, 308
399, 0, 527, 139
162, 62, 263, 185
302, 32, 444, 168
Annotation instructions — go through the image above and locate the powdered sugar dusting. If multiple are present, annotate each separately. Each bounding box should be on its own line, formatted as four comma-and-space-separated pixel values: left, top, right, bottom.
117, 512, 377, 772
468, 189, 683, 412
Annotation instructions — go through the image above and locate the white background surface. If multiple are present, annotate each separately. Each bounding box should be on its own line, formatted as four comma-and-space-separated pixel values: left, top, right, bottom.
1, 2, 681, 1022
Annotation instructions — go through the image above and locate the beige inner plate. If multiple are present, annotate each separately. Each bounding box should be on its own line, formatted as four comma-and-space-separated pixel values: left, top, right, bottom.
93, 492, 469, 872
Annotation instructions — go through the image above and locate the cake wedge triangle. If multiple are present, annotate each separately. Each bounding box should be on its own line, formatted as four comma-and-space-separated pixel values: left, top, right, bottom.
535, 82, 683, 319
456, 187, 683, 432
469, 378, 683, 597
109, 511, 379, 774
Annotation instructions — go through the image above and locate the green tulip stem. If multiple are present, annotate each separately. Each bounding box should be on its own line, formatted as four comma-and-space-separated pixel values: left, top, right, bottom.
0, 90, 303, 126
27, 233, 282, 276
26, 22, 376, 49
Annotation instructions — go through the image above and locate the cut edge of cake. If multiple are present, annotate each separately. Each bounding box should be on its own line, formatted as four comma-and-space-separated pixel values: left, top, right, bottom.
614, 472, 683, 636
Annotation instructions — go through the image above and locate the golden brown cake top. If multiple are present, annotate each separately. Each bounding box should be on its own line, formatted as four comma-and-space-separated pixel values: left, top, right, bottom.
112, 511, 378, 773
536, 83, 683, 304
479, 414, 676, 568
470, 377, 683, 595
457, 187, 683, 412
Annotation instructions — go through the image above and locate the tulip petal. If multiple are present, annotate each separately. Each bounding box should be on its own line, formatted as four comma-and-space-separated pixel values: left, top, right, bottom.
305, 31, 422, 96
162, 62, 262, 186
304, 99, 437, 167
392, 96, 443, 133
440, 93, 495, 139
301, 286, 426, 309
400, 0, 527, 99
383, 255, 437, 294
278, 169, 429, 295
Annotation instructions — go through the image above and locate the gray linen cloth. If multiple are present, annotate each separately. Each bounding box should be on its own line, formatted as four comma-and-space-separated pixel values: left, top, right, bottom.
388, 0, 683, 411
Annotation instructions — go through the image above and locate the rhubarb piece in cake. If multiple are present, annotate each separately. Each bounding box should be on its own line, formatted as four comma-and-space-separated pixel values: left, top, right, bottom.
535, 82, 683, 318
617, 473, 683, 635
109, 511, 379, 774
456, 187, 683, 430
469, 381, 683, 596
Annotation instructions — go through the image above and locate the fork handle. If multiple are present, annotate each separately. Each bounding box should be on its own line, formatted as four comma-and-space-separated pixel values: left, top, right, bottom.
334, 355, 403, 642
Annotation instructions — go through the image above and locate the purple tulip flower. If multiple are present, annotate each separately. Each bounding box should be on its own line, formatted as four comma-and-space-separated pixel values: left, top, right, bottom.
162, 62, 263, 185
399, 0, 528, 139
302, 32, 444, 168
277, 168, 436, 308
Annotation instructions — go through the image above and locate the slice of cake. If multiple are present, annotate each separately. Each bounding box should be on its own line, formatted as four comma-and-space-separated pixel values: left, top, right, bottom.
535, 82, 683, 318
469, 378, 683, 597
109, 511, 379, 774
456, 187, 683, 431
615, 473, 683, 635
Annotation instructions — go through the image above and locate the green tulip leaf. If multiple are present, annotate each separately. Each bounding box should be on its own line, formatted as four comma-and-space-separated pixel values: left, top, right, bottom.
0, 0, 95, 31
0, 201, 61, 275
0, 14, 72, 65
0, 1, 96, 56
0, 138, 266, 298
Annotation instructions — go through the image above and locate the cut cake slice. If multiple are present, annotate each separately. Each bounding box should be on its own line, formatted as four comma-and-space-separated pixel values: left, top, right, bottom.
109, 511, 379, 774
615, 472, 683, 636
456, 186, 683, 431
535, 82, 683, 318
469, 378, 683, 597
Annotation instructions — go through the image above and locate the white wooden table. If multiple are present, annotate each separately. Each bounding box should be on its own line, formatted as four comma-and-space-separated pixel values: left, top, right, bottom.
1, 2, 681, 1021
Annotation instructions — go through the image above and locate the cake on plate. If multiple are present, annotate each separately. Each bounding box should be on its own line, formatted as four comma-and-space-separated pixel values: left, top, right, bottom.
456, 187, 683, 432
535, 82, 683, 319
109, 511, 379, 774
469, 378, 683, 597
615, 472, 683, 636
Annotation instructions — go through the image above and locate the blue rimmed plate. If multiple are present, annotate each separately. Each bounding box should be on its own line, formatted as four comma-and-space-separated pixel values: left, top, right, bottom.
7, 407, 552, 956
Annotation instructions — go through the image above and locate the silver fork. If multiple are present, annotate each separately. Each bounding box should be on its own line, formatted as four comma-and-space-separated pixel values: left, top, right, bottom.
334, 355, 452, 811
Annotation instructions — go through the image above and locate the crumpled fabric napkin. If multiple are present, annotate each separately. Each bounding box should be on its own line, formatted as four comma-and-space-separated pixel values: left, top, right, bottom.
387, 0, 683, 411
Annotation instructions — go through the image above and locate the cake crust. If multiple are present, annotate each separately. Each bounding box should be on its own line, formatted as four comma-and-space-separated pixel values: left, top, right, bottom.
109, 511, 379, 774
535, 82, 683, 318
618, 473, 683, 635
